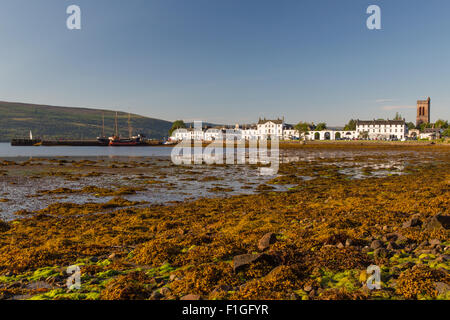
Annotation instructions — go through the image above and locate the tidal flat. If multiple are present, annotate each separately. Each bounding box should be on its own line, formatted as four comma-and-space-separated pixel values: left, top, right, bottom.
0, 143, 448, 300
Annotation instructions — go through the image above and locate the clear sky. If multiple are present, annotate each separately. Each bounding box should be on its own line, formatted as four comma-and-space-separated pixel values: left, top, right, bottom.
0, 0, 449, 125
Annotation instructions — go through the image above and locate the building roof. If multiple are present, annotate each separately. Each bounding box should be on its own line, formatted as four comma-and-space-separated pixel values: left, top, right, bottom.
257, 118, 284, 125
423, 128, 441, 133
356, 119, 405, 126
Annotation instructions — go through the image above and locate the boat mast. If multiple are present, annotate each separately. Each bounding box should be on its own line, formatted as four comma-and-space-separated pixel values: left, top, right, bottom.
115, 112, 119, 137
128, 113, 132, 138
102, 112, 105, 137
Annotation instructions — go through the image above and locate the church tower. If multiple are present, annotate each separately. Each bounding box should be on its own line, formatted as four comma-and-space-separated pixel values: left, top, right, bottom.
416, 97, 430, 127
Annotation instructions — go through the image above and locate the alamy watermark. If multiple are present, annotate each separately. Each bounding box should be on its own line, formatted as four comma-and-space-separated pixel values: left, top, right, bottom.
367, 5, 381, 30
66, 265, 81, 290
65, 4, 381, 31
170, 121, 279, 175
66, 5, 81, 30
366, 265, 381, 290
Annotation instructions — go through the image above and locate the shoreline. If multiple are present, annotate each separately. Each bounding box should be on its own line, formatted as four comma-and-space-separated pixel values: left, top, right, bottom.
0, 145, 448, 300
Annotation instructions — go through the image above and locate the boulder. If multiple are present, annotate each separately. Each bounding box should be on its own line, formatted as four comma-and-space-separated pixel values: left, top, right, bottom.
429, 239, 441, 247
150, 290, 163, 300
258, 232, 277, 251
434, 282, 450, 295
370, 240, 384, 250
233, 253, 268, 272
374, 248, 390, 259
303, 285, 313, 292
159, 287, 171, 296
382, 232, 405, 243
345, 239, 353, 247
108, 253, 117, 260
425, 214, 450, 231
402, 217, 422, 228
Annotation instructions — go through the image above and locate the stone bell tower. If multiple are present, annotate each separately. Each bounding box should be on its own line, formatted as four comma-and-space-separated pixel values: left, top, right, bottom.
416, 97, 430, 127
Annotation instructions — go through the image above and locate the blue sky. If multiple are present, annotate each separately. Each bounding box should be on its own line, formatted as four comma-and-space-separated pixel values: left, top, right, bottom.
0, 0, 449, 125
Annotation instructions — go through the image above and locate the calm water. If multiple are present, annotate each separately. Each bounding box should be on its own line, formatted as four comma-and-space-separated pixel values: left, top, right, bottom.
0, 143, 173, 158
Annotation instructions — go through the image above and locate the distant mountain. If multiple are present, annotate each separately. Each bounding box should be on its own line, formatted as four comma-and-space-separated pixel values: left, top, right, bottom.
0, 101, 173, 141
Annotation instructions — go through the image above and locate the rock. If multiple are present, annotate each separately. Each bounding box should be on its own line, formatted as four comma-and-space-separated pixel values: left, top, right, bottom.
425, 214, 450, 230
258, 232, 277, 251
345, 239, 353, 247
362, 246, 370, 253
374, 248, 390, 259
181, 294, 201, 300
169, 274, 177, 281
89, 257, 99, 263
370, 240, 384, 250
233, 253, 268, 272
429, 239, 441, 247
159, 287, 171, 296
151, 290, 163, 300
434, 282, 450, 295
382, 232, 402, 242
337, 242, 344, 249
108, 253, 117, 260
303, 285, 313, 292
402, 217, 422, 228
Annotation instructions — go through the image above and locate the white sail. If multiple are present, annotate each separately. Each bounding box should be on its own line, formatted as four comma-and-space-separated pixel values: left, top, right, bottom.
29, 130, 33, 140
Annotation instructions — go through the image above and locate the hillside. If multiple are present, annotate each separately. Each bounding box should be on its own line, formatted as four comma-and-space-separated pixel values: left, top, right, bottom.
0, 101, 173, 141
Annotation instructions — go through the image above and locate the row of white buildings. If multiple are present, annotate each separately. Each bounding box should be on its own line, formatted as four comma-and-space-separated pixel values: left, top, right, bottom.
171, 118, 409, 142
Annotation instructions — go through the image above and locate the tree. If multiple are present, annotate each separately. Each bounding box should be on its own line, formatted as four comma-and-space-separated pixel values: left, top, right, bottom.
294, 122, 310, 141
442, 128, 450, 137
344, 119, 356, 131
419, 122, 432, 131
434, 119, 449, 129
169, 120, 186, 136
315, 122, 327, 131
394, 112, 403, 120
406, 122, 415, 130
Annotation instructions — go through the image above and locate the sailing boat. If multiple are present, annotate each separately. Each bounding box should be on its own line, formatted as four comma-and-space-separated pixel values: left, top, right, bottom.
97, 112, 109, 145
108, 112, 144, 146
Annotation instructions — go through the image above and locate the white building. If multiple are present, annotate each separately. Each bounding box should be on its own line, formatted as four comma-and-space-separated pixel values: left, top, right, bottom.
356, 120, 407, 140
170, 118, 360, 142
283, 125, 300, 140
305, 130, 357, 140
256, 118, 285, 139
241, 125, 258, 141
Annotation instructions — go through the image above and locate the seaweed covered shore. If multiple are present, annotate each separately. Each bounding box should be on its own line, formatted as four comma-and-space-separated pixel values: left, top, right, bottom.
0, 144, 449, 300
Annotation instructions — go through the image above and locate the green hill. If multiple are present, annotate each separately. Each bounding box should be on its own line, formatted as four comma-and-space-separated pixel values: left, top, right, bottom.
0, 101, 173, 142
